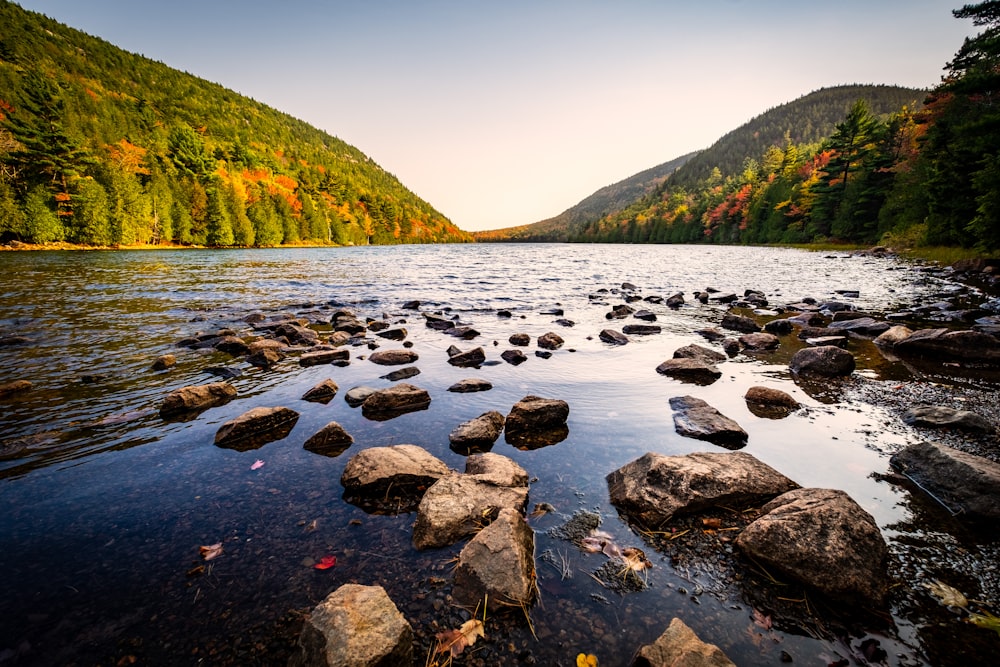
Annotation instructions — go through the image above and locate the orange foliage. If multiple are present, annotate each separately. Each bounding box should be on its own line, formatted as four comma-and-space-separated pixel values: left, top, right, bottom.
106, 139, 150, 175
84, 88, 99, 101
242, 168, 271, 183
273, 174, 297, 191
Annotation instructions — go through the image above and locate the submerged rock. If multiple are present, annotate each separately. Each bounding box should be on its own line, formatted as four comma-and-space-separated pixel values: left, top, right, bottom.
894, 328, 1000, 364
214, 406, 299, 451
669, 395, 748, 449
447, 378, 493, 393
0, 379, 32, 398
344, 386, 377, 408
890, 441, 1000, 520
160, 382, 237, 419
453, 508, 536, 612
632, 617, 736, 667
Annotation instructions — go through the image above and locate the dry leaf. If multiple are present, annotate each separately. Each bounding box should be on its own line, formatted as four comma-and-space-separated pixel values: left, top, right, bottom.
199, 543, 223, 560
579, 536, 606, 553
925, 580, 968, 608
435, 619, 485, 657
621, 547, 652, 572
250, 459, 265, 470
314, 555, 336, 570
702, 517, 722, 529
304, 519, 318, 532
968, 610, 1000, 637
752, 608, 772, 630
576, 653, 599, 667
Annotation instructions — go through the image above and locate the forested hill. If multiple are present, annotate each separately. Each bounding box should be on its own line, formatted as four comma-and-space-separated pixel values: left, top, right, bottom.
0, 0, 470, 247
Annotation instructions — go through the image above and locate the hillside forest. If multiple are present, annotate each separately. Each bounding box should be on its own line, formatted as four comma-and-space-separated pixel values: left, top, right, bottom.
0, 1, 470, 247
563, 2, 1000, 252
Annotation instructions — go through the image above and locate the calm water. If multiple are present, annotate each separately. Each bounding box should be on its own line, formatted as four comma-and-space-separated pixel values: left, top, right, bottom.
0, 244, 995, 665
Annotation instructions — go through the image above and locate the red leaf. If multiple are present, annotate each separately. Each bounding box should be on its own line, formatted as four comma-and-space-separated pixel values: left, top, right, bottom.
314, 555, 336, 570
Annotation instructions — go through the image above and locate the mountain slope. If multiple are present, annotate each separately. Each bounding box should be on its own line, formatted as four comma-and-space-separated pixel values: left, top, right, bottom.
0, 0, 470, 246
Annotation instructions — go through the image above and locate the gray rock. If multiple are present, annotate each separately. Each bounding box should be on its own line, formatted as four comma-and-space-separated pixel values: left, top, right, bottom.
694, 328, 726, 342
721, 313, 760, 333
599, 329, 629, 345
294, 584, 412, 667
449, 411, 506, 451
344, 386, 377, 407
505, 395, 569, 433
302, 379, 339, 404
464, 452, 529, 487
632, 617, 736, 667
890, 441, 1000, 520
447, 378, 493, 393
673, 344, 726, 363
894, 328, 1000, 363
160, 382, 237, 418
214, 406, 299, 451
424, 314, 455, 330
738, 332, 780, 350
804, 335, 849, 348
902, 405, 994, 434
635, 309, 660, 320
300, 349, 350, 367
826, 317, 891, 337
341, 444, 449, 496
368, 349, 419, 366
789, 345, 855, 376
453, 508, 536, 612
669, 395, 748, 449
303, 421, 354, 457
447, 346, 486, 367
607, 451, 798, 526
736, 488, 889, 604
537, 332, 564, 350
606, 304, 634, 319
655, 358, 722, 385
361, 383, 431, 419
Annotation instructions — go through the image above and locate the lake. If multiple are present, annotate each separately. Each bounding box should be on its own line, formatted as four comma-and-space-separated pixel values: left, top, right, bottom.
0, 244, 997, 665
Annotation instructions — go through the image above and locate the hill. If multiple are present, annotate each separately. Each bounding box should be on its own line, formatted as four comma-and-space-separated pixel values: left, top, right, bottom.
0, 0, 470, 246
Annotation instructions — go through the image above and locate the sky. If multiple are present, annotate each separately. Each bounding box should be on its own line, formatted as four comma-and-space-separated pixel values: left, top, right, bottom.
16, 0, 980, 232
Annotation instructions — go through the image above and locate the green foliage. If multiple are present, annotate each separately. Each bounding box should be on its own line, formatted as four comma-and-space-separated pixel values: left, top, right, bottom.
0, 0, 469, 247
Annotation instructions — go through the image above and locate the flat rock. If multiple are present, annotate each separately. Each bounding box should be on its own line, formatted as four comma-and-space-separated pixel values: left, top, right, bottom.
669, 395, 748, 449
655, 358, 721, 385
599, 329, 629, 345
505, 395, 569, 434
300, 349, 350, 367
449, 411, 506, 453
720, 313, 760, 333
214, 406, 299, 451
622, 324, 661, 335
607, 451, 799, 527
789, 345, 855, 376
160, 382, 237, 418
673, 344, 726, 363
738, 332, 780, 350
294, 583, 413, 667
537, 332, 564, 350
341, 444, 449, 497
736, 488, 890, 604
453, 508, 536, 612
902, 405, 994, 434
344, 386, 377, 407
805, 335, 849, 348
302, 379, 339, 404
368, 349, 419, 366
826, 316, 891, 337
632, 617, 736, 667
303, 421, 354, 458
894, 328, 1000, 364
890, 441, 1000, 520
447, 378, 493, 393
361, 383, 431, 419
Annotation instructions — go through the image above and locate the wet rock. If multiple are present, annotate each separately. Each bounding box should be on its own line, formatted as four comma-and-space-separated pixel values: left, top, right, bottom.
874, 325, 914, 347
453, 508, 536, 612
744, 386, 800, 419
448, 326, 481, 340
344, 386, 377, 408
669, 395, 748, 449
402, 300, 421, 310
447, 346, 486, 367
341, 444, 449, 498
599, 329, 629, 345
367, 320, 389, 332
303, 421, 354, 457
501, 349, 527, 366
274, 322, 320, 345
509, 333, 530, 346
424, 313, 455, 331
151, 354, 176, 371
632, 617, 736, 667
248, 339, 288, 354
555, 318, 575, 327
300, 349, 350, 367
497, 309, 513, 318
902, 405, 994, 434
361, 383, 431, 419
160, 382, 237, 419
890, 441, 1000, 520
450, 411, 506, 453
535, 350, 552, 359
738, 332, 780, 350
380, 366, 420, 382
673, 344, 726, 364
804, 335, 849, 348
655, 358, 721, 385
606, 304, 635, 320
203, 366, 241, 379
447, 378, 493, 393
331, 316, 367, 336
826, 317, 891, 337
294, 583, 413, 667
0, 335, 30, 346
634, 309, 659, 321
763, 319, 794, 335
736, 488, 889, 604
326, 331, 352, 347
0, 380, 32, 398
302, 379, 339, 404
665, 293, 685, 309
537, 332, 564, 350
214, 336, 250, 356
607, 451, 798, 526
721, 313, 761, 333
713, 293, 738, 304
413, 454, 529, 549
695, 328, 726, 342
368, 349, 418, 366
505, 395, 569, 434
214, 406, 300, 451
722, 338, 741, 357
894, 328, 1000, 364
375, 327, 407, 341
818, 300, 854, 313
622, 324, 662, 335
789, 345, 855, 376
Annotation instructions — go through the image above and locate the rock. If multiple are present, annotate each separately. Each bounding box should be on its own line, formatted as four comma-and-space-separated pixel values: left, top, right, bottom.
622, 324, 661, 335
826, 317, 891, 337
402, 300, 421, 310
537, 332, 564, 350
326, 331, 351, 347
214, 406, 300, 451
665, 293, 685, 309
818, 300, 854, 313
903, 405, 994, 433
501, 349, 527, 365
300, 349, 351, 367
606, 304, 634, 320
361, 383, 431, 419
413, 455, 529, 549
448, 326, 480, 340
344, 386, 377, 408
669, 395, 748, 449
535, 350, 552, 360
713, 293, 738, 304
509, 333, 531, 346
607, 451, 798, 526
375, 327, 407, 341
332, 317, 366, 336
0, 379, 32, 398
722, 338, 741, 357
655, 358, 722, 385
894, 328, 1000, 363
453, 508, 536, 612
763, 319, 794, 335
151, 354, 176, 371
203, 366, 241, 380
744, 386, 799, 419
294, 583, 413, 667
632, 617, 736, 667
341, 444, 449, 498
694, 328, 726, 342
248, 347, 284, 368
303, 421, 354, 457
599, 329, 629, 345
505, 395, 569, 434
367, 320, 389, 332
447, 378, 493, 393
805, 335, 849, 348
214, 336, 250, 356
673, 344, 726, 363
449, 411, 505, 453
497, 309, 513, 318
635, 309, 659, 321
720, 313, 760, 333
447, 346, 486, 367
368, 349, 418, 366
789, 345, 855, 376
380, 366, 420, 382
736, 488, 889, 604
0, 335, 30, 346
890, 441, 1000, 520
274, 322, 319, 345
424, 314, 455, 331
302, 379, 339, 404
874, 325, 914, 347
160, 382, 237, 418
738, 332, 780, 350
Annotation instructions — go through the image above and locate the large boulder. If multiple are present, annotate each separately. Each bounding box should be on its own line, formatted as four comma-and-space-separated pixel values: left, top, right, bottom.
294, 584, 413, 667
214, 406, 300, 451
341, 444, 449, 497
453, 508, 536, 612
361, 383, 431, 419
902, 405, 994, 434
789, 345, 855, 376
890, 441, 1000, 520
631, 617, 736, 667
669, 396, 748, 449
449, 411, 506, 453
160, 382, 237, 419
607, 451, 799, 527
368, 349, 419, 366
894, 328, 1000, 364
655, 358, 721, 385
736, 488, 890, 604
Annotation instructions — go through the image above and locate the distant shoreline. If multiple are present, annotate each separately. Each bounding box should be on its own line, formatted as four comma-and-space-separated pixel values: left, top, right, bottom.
0, 241, 350, 252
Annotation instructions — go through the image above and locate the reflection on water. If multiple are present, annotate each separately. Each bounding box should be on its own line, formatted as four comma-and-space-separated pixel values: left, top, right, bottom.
0, 245, 997, 665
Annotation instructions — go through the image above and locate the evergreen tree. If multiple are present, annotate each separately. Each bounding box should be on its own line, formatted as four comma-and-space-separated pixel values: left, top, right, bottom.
204, 177, 234, 246
22, 184, 63, 242
71, 177, 111, 245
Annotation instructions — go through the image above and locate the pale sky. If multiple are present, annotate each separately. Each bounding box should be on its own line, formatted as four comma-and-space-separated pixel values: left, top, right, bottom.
17, 1, 977, 231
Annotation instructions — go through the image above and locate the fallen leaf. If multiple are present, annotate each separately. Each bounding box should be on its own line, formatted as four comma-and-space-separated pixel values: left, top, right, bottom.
304, 519, 318, 532
435, 619, 485, 657
250, 459, 265, 470
752, 608, 772, 630
576, 653, 599, 667
925, 580, 968, 608
529, 502, 556, 518
702, 517, 722, 529
186, 565, 205, 577
968, 610, 1000, 637
602, 541, 622, 559
199, 543, 223, 561
621, 547, 652, 572
579, 536, 606, 553
314, 555, 336, 570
